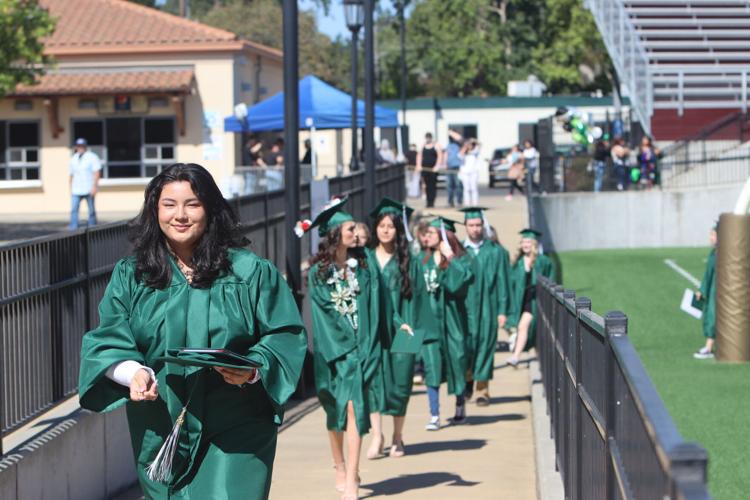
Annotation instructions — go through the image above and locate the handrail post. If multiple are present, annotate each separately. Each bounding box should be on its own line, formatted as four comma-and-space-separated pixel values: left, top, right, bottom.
604, 311, 628, 500
669, 442, 709, 499
574, 297, 592, 500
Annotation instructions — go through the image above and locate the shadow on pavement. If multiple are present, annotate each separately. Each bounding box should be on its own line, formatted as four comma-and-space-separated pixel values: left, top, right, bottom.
403, 438, 487, 456
464, 413, 525, 426
360, 471, 480, 497
487, 395, 531, 405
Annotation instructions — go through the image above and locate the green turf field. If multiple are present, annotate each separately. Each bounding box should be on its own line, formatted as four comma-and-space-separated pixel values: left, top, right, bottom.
557, 248, 750, 500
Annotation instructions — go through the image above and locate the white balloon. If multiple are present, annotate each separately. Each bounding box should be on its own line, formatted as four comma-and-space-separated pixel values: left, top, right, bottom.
592, 126, 603, 140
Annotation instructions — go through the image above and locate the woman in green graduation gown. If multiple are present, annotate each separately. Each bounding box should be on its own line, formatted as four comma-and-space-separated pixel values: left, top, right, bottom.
364, 197, 435, 459
304, 197, 400, 500
507, 228, 556, 366
78, 163, 308, 499
694, 224, 717, 359
419, 217, 474, 430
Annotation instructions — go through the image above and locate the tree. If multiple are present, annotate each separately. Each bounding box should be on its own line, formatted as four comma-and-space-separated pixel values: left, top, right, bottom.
530, 0, 612, 94
198, 0, 349, 89
0, 0, 56, 97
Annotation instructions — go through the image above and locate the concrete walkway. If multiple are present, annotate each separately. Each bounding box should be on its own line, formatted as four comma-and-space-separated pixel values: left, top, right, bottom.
271, 350, 537, 500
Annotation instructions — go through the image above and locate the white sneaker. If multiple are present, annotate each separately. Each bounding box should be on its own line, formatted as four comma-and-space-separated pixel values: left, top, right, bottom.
425, 416, 440, 431
508, 332, 517, 353
693, 347, 714, 360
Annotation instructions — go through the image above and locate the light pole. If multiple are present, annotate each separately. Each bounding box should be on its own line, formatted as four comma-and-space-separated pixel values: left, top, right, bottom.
283, 0, 301, 307
394, 0, 409, 157
363, 0, 376, 211
344, 0, 364, 172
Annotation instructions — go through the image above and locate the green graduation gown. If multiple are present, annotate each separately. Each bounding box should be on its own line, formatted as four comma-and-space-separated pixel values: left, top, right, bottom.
309, 260, 387, 435
508, 253, 556, 351
699, 248, 716, 339
464, 240, 512, 381
371, 251, 436, 416
419, 252, 474, 395
78, 249, 308, 500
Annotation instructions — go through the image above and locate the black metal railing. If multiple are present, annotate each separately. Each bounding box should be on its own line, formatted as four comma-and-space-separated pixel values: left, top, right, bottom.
0, 163, 405, 454
536, 276, 711, 500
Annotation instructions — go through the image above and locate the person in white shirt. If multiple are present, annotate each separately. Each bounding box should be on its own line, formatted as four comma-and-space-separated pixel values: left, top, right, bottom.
68, 138, 102, 230
522, 139, 540, 192
459, 138, 482, 206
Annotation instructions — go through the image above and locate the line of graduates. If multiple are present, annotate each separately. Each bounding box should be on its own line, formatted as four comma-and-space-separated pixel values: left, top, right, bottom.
303, 196, 555, 500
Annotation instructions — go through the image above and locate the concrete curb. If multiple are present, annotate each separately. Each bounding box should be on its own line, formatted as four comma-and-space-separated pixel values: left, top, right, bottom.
529, 359, 564, 500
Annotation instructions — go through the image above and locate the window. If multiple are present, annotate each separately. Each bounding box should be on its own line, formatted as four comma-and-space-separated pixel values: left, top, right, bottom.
71, 117, 176, 179
14, 100, 33, 111
0, 121, 40, 181
147, 97, 168, 108
78, 99, 97, 110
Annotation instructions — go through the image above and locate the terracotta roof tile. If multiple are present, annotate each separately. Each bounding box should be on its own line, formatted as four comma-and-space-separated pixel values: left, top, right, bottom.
39, 0, 280, 58
12, 69, 195, 96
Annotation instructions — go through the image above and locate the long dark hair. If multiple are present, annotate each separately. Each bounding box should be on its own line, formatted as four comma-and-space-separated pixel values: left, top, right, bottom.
422, 230, 466, 270
308, 224, 367, 283
369, 213, 412, 299
128, 163, 248, 289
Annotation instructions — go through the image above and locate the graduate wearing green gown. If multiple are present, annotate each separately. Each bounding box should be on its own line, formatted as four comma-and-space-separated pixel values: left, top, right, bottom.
364, 197, 436, 459
419, 217, 474, 430
507, 229, 556, 365
78, 164, 307, 500
694, 225, 717, 359
303, 197, 391, 499
459, 207, 511, 405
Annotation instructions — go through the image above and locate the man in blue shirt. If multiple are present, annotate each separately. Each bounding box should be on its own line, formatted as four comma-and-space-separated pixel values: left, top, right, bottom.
68, 138, 102, 230
445, 129, 464, 207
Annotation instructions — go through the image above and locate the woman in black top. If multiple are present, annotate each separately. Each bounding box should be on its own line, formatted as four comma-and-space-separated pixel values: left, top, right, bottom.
417, 133, 442, 208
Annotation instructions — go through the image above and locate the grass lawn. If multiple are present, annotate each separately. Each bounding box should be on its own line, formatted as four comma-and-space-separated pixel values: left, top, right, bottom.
557, 247, 750, 500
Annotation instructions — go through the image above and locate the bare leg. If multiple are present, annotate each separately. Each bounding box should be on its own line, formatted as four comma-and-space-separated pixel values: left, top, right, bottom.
390, 415, 406, 457
343, 401, 362, 500
328, 430, 346, 492
511, 312, 534, 362
706, 338, 715, 352
366, 412, 384, 459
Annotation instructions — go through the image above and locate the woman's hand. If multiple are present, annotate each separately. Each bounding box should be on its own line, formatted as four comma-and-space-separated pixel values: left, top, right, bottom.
439, 241, 454, 260
129, 368, 158, 402
498, 314, 507, 328
400, 324, 414, 336
695, 291, 702, 301
215, 367, 257, 386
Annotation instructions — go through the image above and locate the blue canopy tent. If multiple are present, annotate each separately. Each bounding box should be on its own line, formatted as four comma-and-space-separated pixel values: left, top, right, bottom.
223, 75, 399, 132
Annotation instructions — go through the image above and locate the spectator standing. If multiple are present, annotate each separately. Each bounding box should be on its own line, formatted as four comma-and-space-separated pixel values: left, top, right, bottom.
445, 130, 465, 207
416, 133, 442, 208
522, 140, 540, 193
69, 138, 102, 230
459, 139, 482, 206
638, 136, 660, 190
592, 139, 610, 192
505, 145, 524, 201
377, 139, 396, 166
301, 138, 312, 165
405, 143, 421, 199
262, 138, 285, 167
245, 137, 264, 166
611, 138, 630, 191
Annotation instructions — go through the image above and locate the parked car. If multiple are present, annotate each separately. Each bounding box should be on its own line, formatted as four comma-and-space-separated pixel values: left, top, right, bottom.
488, 147, 511, 188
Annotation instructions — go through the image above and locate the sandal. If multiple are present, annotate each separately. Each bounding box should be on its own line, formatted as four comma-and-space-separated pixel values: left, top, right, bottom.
366, 433, 384, 460
333, 462, 346, 492
389, 440, 406, 458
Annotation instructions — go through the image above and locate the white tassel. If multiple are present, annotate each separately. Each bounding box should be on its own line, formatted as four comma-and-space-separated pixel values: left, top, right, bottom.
146, 406, 187, 483
440, 220, 449, 245
402, 207, 413, 242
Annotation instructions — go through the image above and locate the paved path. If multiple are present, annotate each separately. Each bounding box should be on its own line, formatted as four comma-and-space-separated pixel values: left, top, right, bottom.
271, 350, 537, 500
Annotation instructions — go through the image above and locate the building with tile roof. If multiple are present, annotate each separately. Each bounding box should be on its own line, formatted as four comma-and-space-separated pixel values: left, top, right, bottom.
0, 0, 284, 216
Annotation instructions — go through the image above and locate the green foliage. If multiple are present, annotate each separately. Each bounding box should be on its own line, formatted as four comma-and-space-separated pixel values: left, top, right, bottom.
198, 0, 348, 89
530, 0, 611, 94
0, 0, 56, 97
559, 247, 750, 500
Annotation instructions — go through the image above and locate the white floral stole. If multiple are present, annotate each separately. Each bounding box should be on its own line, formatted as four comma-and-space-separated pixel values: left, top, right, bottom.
327, 258, 360, 331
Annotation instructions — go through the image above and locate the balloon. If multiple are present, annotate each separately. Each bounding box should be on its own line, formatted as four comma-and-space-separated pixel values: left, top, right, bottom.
591, 127, 603, 140
630, 168, 641, 183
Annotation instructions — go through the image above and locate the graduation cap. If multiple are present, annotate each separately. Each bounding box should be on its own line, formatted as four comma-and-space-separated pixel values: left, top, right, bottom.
370, 197, 415, 242
519, 228, 543, 240
429, 216, 461, 234
458, 206, 488, 222
294, 197, 353, 238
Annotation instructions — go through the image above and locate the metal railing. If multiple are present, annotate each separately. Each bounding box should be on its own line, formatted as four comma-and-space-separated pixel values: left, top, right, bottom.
536, 276, 711, 500
0, 163, 405, 454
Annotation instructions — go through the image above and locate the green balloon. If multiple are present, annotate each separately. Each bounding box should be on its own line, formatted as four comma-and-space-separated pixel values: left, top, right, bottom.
630, 168, 641, 182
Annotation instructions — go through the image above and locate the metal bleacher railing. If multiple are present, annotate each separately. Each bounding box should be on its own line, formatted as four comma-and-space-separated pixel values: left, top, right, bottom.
0, 163, 405, 455
536, 276, 711, 499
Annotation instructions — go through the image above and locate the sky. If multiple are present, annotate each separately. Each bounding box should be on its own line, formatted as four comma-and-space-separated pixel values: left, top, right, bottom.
301, 0, 350, 40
